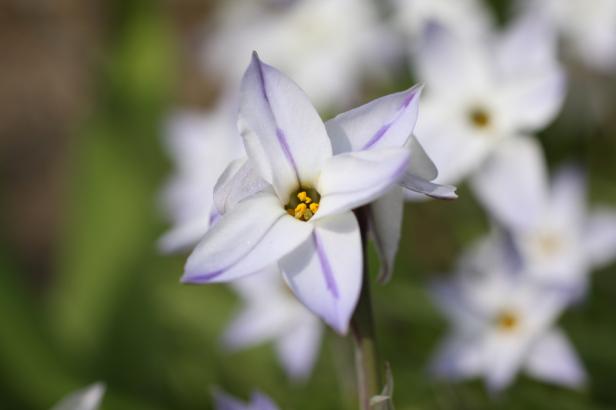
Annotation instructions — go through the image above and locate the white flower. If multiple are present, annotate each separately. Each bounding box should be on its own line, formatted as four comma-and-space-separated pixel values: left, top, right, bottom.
478, 156, 616, 294
412, 13, 566, 217
202, 0, 389, 110
520, 0, 616, 71
51, 383, 105, 410
390, 0, 493, 43
223, 268, 323, 381
158, 100, 244, 253
182, 53, 412, 333
429, 236, 586, 392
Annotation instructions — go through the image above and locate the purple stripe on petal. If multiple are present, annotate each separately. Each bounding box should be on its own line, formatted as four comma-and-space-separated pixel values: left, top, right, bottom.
181, 270, 224, 283
276, 128, 300, 176
251, 52, 300, 182
313, 232, 339, 298
360, 87, 420, 150
362, 123, 392, 150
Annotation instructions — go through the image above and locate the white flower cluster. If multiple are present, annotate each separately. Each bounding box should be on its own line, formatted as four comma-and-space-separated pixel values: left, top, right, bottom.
155, 0, 616, 405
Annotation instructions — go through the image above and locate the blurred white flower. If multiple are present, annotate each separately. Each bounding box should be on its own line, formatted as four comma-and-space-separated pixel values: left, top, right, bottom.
390, 0, 493, 43
214, 389, 280, 410
182, 54, 412, 333
478, 157, 616, 294
158, 100, 244, 253
51, 383, 105, 410
412, 13, 566, 215
521, 0, 616, 71
203, 0, 391, 110
429, 237, 586, 392
224, 268, 323, 381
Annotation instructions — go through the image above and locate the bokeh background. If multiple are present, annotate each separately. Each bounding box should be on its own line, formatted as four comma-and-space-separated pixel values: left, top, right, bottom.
1, 0, 615, 409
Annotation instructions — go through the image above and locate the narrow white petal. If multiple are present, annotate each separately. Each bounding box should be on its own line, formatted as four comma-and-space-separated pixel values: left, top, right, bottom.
367, 188, 404, 283
483, 332, 528, 392
405, 134, 438, 181
471, 136, 549, 231
214, 157, 271, 215
183, 193, 312, 283
51, 383, 105, 410
325, 85, 422, 153
275, 319, 323, 381
400, 174, 458, 200
239, 52, 332, 199
315, 148, 409, 220
525, 328, 587, 388
280, 212, 362, 334
584, 208, 616, 269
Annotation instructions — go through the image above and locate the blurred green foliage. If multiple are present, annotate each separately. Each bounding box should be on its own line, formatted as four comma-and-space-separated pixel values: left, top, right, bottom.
1, 0, 615, 409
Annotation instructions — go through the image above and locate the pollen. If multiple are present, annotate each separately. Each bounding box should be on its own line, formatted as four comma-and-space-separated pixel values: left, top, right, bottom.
286, 188, 321, 221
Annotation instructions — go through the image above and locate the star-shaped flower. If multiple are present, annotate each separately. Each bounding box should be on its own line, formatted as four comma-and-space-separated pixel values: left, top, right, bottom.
182, 53, 414, 333
429, 236, 586, 392
412, 14, 566, 224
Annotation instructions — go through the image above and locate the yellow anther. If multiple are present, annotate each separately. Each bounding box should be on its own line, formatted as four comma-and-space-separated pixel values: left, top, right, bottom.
309, 203, 319, 214
294, 203, 307, 219
297, 191, 307, 202
304, 196, 312, 204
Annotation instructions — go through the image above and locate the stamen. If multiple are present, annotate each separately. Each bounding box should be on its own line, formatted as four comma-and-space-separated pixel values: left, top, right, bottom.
496, 310, 519, 332
294, 203, 307, 219
286, 187, 321, 221
469, 107, 490, 129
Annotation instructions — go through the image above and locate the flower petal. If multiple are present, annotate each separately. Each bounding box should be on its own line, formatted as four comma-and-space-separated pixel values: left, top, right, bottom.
415, 22, 489, 94
584, 208, 616, 269
429, 332, 483, 381
280, 212, 362, 334
500, 69, 566, 132
275, 318, 323, 381
400, 174, 458, 200
214, 157, 271, 214
405, 134, 438, 181
325, 85, 422, 153
51, 383, 105, 410
183, 193, 313, 283
367, 188, 404, 283
315, 148, 409, 219
471, 136, 549, 231
239, 52, 332, 199
524, 328, 587, 388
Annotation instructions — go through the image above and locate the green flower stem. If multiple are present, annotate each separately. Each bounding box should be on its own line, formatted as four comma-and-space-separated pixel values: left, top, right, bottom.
351, 206, 381, 410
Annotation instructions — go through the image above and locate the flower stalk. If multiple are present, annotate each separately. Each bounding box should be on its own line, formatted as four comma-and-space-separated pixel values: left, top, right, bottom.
350, 206, 381, 410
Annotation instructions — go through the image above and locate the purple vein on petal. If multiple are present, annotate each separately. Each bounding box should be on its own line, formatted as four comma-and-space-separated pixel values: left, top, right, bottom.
361, 87, 420, 150
313, 231, 339, 299
251, 52, 301, 183
183, 213, 285, 284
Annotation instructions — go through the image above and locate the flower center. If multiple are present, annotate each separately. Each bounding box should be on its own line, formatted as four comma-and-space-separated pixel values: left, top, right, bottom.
537, 232, 562, 257
285, 188, 320, 221
495, 310, 520, 332
468, 107, 491, 129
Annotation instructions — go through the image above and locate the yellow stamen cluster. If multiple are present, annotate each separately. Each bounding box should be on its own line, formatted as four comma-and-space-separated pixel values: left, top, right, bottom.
469, 107, 491, 129
288, 191, 320, 221
496, 310, 519, 332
